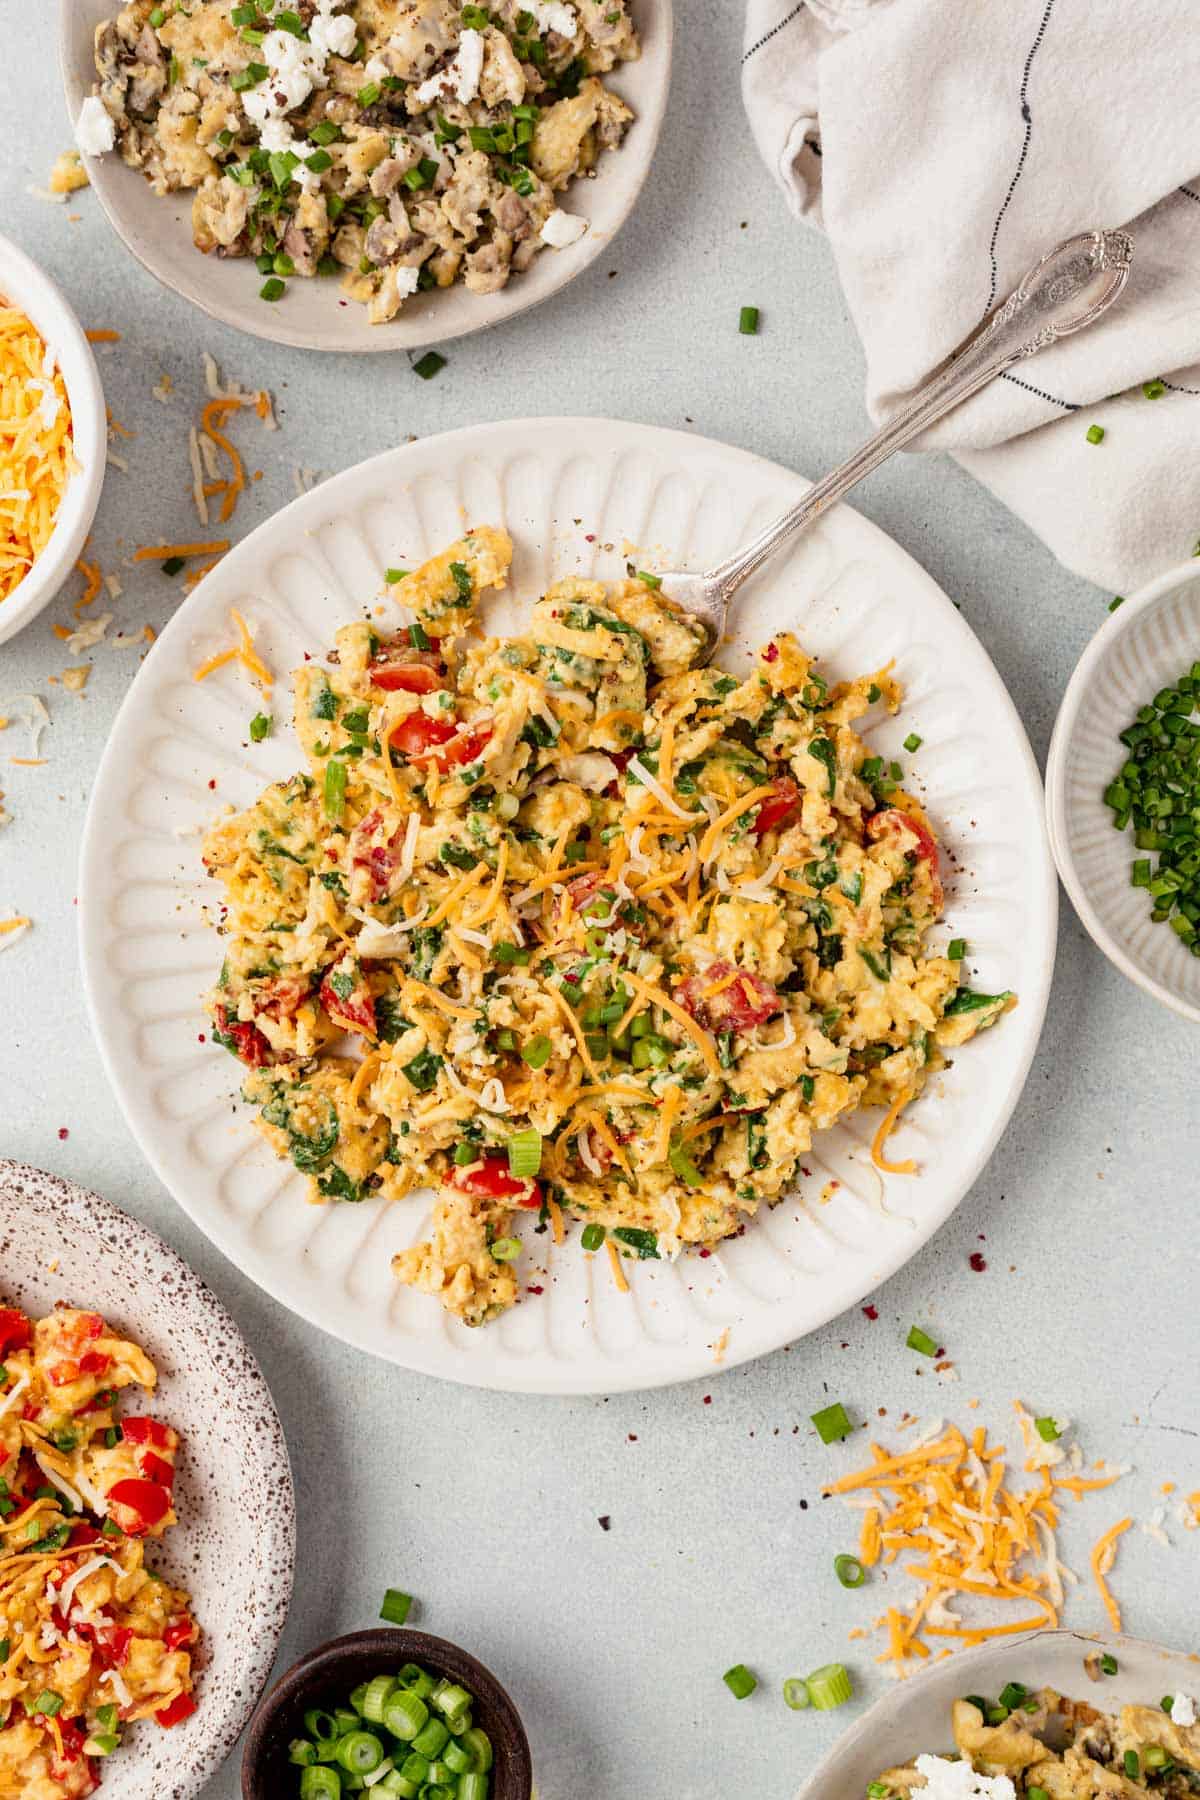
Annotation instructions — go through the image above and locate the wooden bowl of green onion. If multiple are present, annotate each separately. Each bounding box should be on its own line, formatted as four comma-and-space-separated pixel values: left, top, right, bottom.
241, 1627, 533, 1800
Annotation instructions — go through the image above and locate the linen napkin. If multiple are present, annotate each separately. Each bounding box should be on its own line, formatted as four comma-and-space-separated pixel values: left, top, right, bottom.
742, 0, 1200, 595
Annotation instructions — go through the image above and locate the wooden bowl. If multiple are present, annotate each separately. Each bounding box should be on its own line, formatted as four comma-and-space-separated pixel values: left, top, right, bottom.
241, 1628, 533, 1799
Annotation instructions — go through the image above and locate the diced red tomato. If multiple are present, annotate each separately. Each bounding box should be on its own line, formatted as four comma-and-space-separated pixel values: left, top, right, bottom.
369, 644, 443, 693
674, 961, 781, 1033
78, 1351, 110, 1378
752, 776, 802, 837
139, 1450, 176, 1489
0, 1309, 31, 1358
319, 970, 377, 1039
389, 714, 492, 773
53, 1717, 87, 1762
106, 1478, 172, 1537
91, 1622, 133, 1669
452, 1155, 541, 1210
121, 1416, 173, 1450
868, 806, 943, 909
164, 1617, 195, 1652
66, 1521, 102, 1550
257, 976, 311, 1021
156, 1692, 198, 1729
213, 1005, 273, 1069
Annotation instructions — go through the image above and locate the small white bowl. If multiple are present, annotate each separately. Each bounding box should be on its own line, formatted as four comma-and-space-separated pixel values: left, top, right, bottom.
1047, 558, 1200, 1025
795, 1628, 1196, 1800
0, 235, 107, 648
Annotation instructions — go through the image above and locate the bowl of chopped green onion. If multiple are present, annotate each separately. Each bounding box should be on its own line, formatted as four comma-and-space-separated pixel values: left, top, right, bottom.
241, 1626, 532, 1800
1047, 557, 1200, 1024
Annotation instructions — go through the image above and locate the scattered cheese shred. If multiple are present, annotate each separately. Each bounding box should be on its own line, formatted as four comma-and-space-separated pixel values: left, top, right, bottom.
605, 1238, 630, 1293
133, 539, 230, 563
1090, 1517, 1132, 1632
871, 1087, 917, 1175
0, 307, 74, 603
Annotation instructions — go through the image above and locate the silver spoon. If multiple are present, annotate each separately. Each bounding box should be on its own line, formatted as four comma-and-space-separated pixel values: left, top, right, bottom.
659, 228, 1133, 658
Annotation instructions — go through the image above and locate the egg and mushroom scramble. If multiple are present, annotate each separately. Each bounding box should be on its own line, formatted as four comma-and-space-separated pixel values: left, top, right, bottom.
201, 527, 1014, 1327
0, 1304, 197, 1799
872, 1684, 1200, 1798
90, 0, 637, 321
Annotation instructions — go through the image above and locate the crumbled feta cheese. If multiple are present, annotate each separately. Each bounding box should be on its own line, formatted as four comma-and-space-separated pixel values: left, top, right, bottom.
527, 0, 579, 35
75, 96, 115, 157
540, 207, 589, 249
413, 28, 485, 107
1171, 1692, 1198, 1727
393, 266, 421, 299
913, 1755, 1016, 1800
308, 8, 357, 59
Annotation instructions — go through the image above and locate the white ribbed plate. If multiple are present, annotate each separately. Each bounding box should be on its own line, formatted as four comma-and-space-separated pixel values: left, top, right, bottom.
1047, 559, 1200, 1025
0, 1161, 294, 1800
78, 419, 1056, 1393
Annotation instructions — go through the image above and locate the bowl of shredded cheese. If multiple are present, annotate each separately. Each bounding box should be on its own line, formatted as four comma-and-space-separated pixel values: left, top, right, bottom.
0, 234, 106, 648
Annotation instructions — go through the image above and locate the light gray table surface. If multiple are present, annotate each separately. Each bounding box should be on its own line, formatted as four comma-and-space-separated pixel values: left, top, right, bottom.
1, 4, 1196, 1796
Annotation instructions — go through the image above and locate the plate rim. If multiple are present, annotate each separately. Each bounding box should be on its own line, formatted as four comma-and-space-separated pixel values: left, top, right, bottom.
77, 415, 1057, 1394
0, 1156, 297, 1798
57, 0, 674, 354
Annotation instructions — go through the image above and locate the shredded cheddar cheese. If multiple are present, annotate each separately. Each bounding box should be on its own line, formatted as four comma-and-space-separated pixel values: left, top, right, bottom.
871, 1087, 917, 1175
1090, 1516, 1132, 1632
605, 1238, 630, 1293
0, 307, 74, 603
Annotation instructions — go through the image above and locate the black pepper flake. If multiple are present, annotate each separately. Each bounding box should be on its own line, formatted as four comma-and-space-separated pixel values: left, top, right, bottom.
597, 1515, 611, 1532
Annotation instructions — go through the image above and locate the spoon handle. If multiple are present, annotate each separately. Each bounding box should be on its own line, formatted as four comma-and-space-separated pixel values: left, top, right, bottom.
708, 228, 1134, 599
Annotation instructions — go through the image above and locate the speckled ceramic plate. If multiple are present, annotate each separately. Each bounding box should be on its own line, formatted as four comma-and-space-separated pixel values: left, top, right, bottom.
58, 0, 672, 353
0, 1160, 295, 1800
77, 417, 1056, 1394
793, 1628, 1198, 1800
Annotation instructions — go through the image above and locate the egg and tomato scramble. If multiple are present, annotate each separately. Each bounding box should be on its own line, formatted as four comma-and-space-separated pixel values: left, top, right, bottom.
0, 1305, 197, 1799
201, 527, 1013, 1327
873, 1686, 1200, 1798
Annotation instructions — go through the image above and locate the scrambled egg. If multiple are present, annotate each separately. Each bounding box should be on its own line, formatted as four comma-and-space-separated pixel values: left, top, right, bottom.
93, 0, 637, 322
202, 528, 1013, 1326
0, 1305, 197, 1798
876, 1687, 1200, 1797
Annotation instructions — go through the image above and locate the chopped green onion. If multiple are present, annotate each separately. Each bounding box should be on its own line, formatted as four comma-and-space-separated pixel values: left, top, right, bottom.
1108, 595, 1125, 611
1034, 1416, 1061, 1442
1143, 380, 1166, 400
336, 1730, 384, 1775
636, 569, 662, 590
811, 1401, 853, 1444
997, 1682, 1028, 1710
506, 1127, 542, 1178
906, 1324, 938, 1357
833, 1552, 866, 1588
521, 1034, 552, 1069
379, 1587, 411, 1625
738, 305, 760, 335
249, 712, 272, 742
580, 1223, 605, 1252
385, 1689, 429, 1741
1086, 423, 1105, 444
723, 1663, 757, 1699
667, 1138, 704, 1187
1100, 1653, 1118, 1675
299, 1769, 341, 1800
783, 1677, 811, 1711
1124, 1751, 1141, 1779
357, 81, 381, 106
31, 1691, 64, 1717
805, 1663, 853, 1710
947, 938, 966, 960
161, 555, 185, 576
259, 277, 286, 302
490, 1236, 521, 1262
412, 351, 447, 381
323, 758, 346, 821
903, 732, 922, 752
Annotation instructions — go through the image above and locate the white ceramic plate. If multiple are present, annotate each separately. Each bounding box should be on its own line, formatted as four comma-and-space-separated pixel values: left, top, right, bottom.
0, 235, 107, 648
794, 1628, 1197, 1800
77, 418, 1056, 1394
58, 1, 672, 353
0, 1160, 294, 1800
1046, 557, 1200, 1025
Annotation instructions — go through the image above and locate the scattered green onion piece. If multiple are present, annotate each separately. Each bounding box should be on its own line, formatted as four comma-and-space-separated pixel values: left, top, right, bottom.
783, 1677, 811, 1711
360, 1675, 397, 1724
31, 1691, 64, 1717
997, 1681, 1028, 1710
249, 711, 272, 742
667, 1138, 704, 1187
520, 1034, 552, 1069
323, 758, 347, 821
903, 732, 922, 752
1034, 1416, 1061, 1442
336, 1730, 384, 1775
1108, 595, 1125, 611
1100, 1652, 1118, 1675
805, 1663, 853, 1710
636, 569, 662, 590
947, 937, 966, 960
811, 1401, 853, 1444
490, 1236, 521, 1262
833, 1552, 867, 1588
1086, 424, 1105, 444
506, 1127, 542, 1178
1143, 380, 1166, 400
379, 1587, 412, 1626
906, 1324, 938, 1357
260, 276, 286, 301
738, 305, 759, 335
723, 1663, 757, 1699
1124, 1751, 1141, 1778
412, 351, 447, 380
580, 1223, 605, 1252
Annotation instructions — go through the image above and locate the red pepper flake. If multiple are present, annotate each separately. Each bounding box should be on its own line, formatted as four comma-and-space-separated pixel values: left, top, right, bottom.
526, 1283, 544, 1295
627, 1433, 637, 1442
197, 1033, 206, 1043
702, 1395, 711, 1405
207, 778, 216, 790
698, 1247, 711, 1259
862, 1304, 878, 1321
57, 1128, 69, 1141
968, 1252, 987, 1272
585, 533, 596, 543
762, 641, 779, 662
